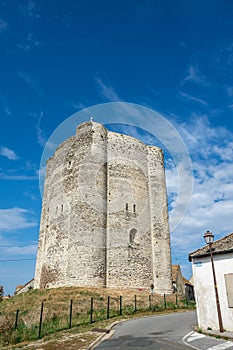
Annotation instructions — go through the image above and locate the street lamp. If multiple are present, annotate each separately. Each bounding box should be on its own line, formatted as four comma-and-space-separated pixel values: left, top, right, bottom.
203, 230, 224, 333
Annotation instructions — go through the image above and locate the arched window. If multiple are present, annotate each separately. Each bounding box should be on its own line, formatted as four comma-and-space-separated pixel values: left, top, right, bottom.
129, 228, 137, 243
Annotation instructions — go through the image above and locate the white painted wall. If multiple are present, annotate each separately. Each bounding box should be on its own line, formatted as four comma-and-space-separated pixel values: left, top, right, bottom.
192, 252, 233, 331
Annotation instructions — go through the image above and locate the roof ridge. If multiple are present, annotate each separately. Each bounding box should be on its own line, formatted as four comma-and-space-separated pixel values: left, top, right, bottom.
189, 232, 233, 261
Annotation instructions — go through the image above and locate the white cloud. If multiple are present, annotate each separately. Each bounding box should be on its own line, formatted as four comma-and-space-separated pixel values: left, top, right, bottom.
35, 111, 57, 150
0, 94, 12, 116
212, 143, 233, 161
177, 114, 231, 159
217, 43, 233, 73
68, 101, 86, 111
0, 149, 38, 180
17, 32, 41, 52
5, 107, 12, 116
0, 146, 19, 160
170, 117, 233, 261
23, 191, 37, 200
37, 165, 46, 178
166, 171, 178, 193
0, 208, 37, 231
181, 65, 207, 86
0, 173, 38, 180
36, 111, 47, 147
179, 91, 208, 106
5, 244, 37, 255
17, 71, 43, 97
18, 71, 32, 85
19, 1, 40, 20
96, 77, 121, 102
179, 42, 187, 48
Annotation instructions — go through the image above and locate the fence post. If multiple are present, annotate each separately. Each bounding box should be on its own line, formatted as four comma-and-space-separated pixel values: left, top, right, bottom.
69, 299, 73, 329
186, 295, 188, 308
149, 295, 151, 310
119, 295, 122, 316
90, 297, 94, 324
134, 295, 137, 312
164, 294, 166, 309
176, 294, 178, 308
107, 296, 110, 319
38, 301, 44, 339
15, 309, 19, 330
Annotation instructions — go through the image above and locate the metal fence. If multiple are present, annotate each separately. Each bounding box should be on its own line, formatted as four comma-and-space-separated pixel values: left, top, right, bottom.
0, 293, 195, 345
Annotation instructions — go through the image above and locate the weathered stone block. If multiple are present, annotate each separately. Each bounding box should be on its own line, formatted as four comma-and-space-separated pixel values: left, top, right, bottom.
34, 121, 172, 294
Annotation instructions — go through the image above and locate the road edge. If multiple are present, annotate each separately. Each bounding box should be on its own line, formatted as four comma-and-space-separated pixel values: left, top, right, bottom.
87, 320, 125, 350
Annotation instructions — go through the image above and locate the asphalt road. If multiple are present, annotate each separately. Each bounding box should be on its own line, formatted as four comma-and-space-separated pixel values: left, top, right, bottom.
94, 311, 233, 350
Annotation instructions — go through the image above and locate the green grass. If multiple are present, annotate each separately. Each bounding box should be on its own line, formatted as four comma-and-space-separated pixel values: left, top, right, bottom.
0, 287, 195, 347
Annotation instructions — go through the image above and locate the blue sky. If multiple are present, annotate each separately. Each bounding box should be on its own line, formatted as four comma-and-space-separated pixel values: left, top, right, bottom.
1, 0, 233, 295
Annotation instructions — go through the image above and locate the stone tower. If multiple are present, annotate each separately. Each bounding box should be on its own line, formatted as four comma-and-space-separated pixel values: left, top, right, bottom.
34, 121, 173, 294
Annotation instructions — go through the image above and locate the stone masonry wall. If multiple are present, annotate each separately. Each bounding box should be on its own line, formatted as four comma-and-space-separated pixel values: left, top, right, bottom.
147, 146, 172, 294
34, 121, 172, 294
106, 131, 153, 288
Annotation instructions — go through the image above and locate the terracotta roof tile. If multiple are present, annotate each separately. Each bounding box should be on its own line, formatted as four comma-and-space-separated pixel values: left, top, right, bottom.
189, 232, 233, 261
183, 277, 193, 286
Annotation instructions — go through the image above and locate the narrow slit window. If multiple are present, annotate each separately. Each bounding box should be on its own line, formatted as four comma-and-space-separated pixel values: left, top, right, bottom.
133, 204, 136, 213
126, 203, 128, 211
129, 228, 137, 243
61, 204, 63, 212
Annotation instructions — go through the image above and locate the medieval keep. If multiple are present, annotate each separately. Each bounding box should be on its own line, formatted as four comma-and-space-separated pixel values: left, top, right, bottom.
34, 121, 173, 294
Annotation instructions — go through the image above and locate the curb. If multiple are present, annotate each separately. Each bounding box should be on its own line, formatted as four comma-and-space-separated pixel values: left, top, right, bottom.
87, 320, 126, 350
193, 326, 233, 341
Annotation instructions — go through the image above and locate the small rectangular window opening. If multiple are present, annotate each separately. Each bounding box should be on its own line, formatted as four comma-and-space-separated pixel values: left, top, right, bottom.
133, 204, 136, 213
126, 203, 128, 211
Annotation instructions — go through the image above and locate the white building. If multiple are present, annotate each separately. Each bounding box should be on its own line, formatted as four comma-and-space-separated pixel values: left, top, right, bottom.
189, 233, 233, 332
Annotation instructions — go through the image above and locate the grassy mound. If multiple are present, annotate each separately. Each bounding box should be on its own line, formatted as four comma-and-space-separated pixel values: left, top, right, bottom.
0, 286, 191, 347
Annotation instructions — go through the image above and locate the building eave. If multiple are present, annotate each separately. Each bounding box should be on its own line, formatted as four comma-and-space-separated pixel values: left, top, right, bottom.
189, 247, 233, 262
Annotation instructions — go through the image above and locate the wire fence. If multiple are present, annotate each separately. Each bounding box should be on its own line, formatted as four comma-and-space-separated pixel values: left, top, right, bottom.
0, 293, 195, 346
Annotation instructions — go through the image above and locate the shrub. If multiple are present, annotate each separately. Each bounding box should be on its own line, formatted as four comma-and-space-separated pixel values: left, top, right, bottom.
0, 315, 15, 344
